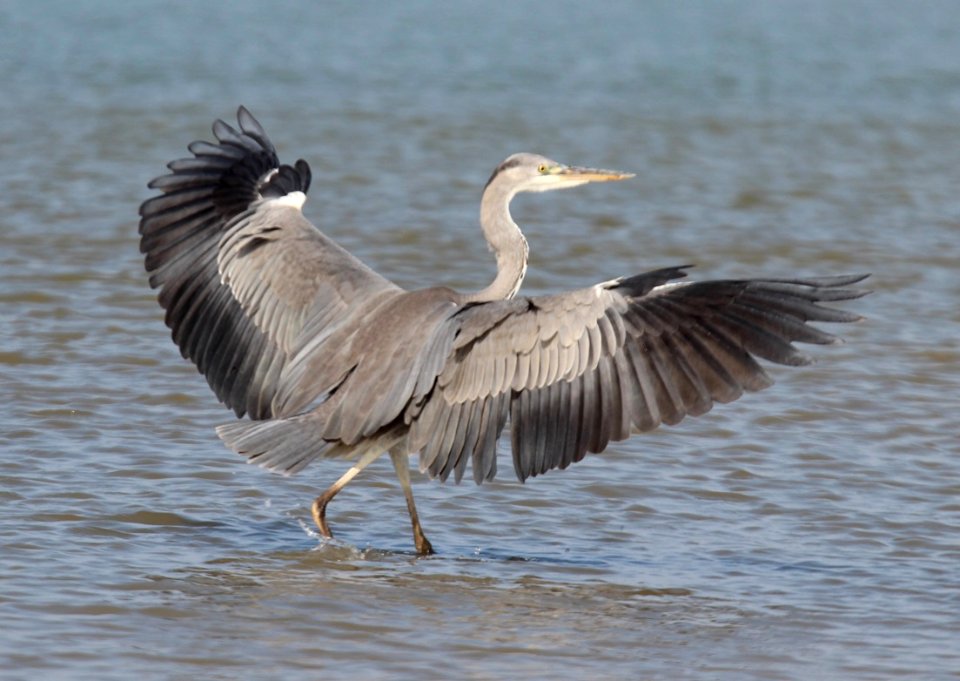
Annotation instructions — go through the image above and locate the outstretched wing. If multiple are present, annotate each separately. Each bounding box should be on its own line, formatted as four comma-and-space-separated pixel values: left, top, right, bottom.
407, 267, 869, 484
139, 107, 398, 419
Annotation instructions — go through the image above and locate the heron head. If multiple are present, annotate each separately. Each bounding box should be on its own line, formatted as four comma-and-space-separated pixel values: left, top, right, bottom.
486, 152, 634, 193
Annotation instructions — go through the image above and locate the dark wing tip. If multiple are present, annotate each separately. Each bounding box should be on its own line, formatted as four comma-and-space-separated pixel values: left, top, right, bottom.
776, 273, 872, 297
236, 106, 274, 151
236, 105, 259, 130
825, 272, 871, 287
616, 264, 694, 296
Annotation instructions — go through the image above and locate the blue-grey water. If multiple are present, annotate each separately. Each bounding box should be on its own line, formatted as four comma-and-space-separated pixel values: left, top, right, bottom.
2, 2, 959, 679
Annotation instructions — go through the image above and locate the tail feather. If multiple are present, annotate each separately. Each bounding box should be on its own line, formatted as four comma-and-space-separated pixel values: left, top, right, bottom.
217, 415, 406, 476
217, 415, 344, 475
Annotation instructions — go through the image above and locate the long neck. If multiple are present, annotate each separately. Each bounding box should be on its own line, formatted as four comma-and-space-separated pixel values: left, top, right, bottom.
464, 175, 529, 303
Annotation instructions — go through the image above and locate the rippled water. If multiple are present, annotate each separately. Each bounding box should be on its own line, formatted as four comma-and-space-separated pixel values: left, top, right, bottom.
2, 2, 959, 679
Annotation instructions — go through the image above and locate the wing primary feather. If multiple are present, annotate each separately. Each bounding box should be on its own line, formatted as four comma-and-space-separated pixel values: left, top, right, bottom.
686, 319, 773, 393
594, 357, 614, 451
470, 398, 494, 483
739, 289, 863, 324
509, 391, 527, 481
576, 370, 597, 461
449, 402, 474, 484
611, 349, 638, 437
646, 337, 686, 426
710, 310, 809, 366
547, 380, 573, 468
673, 326, 742, 406
476, 394, 506, 481
436, 402, 465, 482
624, 340, 662, 431
424, 401, 456, 479
513, 391, 533, 479
657, 331, 712, 416
560, 375, 582, 470
532, 387, 550, 476
731, 300, 841, 345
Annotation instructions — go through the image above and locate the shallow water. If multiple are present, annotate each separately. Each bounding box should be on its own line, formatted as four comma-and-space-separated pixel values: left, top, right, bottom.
2, 2, 959, 679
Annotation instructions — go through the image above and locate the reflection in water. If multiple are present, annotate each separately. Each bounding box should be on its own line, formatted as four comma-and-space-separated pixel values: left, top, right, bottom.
141, 549, 716, 678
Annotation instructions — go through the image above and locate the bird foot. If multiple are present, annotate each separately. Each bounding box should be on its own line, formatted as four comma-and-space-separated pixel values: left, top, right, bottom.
311, 497, 334, 539
414, 530, 435, 556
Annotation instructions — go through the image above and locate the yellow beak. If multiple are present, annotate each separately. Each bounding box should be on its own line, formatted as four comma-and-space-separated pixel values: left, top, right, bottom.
556, 165, 635, 182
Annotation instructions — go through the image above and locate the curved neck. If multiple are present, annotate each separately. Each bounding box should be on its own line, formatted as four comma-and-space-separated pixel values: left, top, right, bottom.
464, 174, 529, 303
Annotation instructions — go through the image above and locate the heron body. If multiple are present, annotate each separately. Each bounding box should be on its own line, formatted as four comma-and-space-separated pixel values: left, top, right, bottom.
139, 107, 868, 554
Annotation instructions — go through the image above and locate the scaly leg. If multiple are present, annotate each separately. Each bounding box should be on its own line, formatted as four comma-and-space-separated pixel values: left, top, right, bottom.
389, 450, 434, 555
311, 449, 382, 539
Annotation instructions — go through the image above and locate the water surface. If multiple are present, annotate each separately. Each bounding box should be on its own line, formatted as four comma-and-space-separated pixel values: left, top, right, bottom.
2, 2, 959, 679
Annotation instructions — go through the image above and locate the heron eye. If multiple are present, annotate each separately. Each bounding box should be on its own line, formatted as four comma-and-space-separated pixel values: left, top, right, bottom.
537, 164, 548, 174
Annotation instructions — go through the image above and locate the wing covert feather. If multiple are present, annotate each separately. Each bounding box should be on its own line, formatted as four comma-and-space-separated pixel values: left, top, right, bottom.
217, 204, 398, 356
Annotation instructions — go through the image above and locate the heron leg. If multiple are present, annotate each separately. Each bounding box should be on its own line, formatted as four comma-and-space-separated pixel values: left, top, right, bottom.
311, 448, 382, 540
389, 450, 434, 556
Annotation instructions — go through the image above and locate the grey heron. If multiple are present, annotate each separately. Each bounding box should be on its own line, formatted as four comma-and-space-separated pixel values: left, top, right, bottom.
139, 107, 868, 555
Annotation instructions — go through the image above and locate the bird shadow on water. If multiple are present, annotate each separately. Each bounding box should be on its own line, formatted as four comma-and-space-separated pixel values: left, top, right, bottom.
150, 500, 701, 599
138, 537, 744, 680
118, 509, 760, 677
234, 505, 636, 571
151, 517, 700, 610
147, 539, 708, 628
